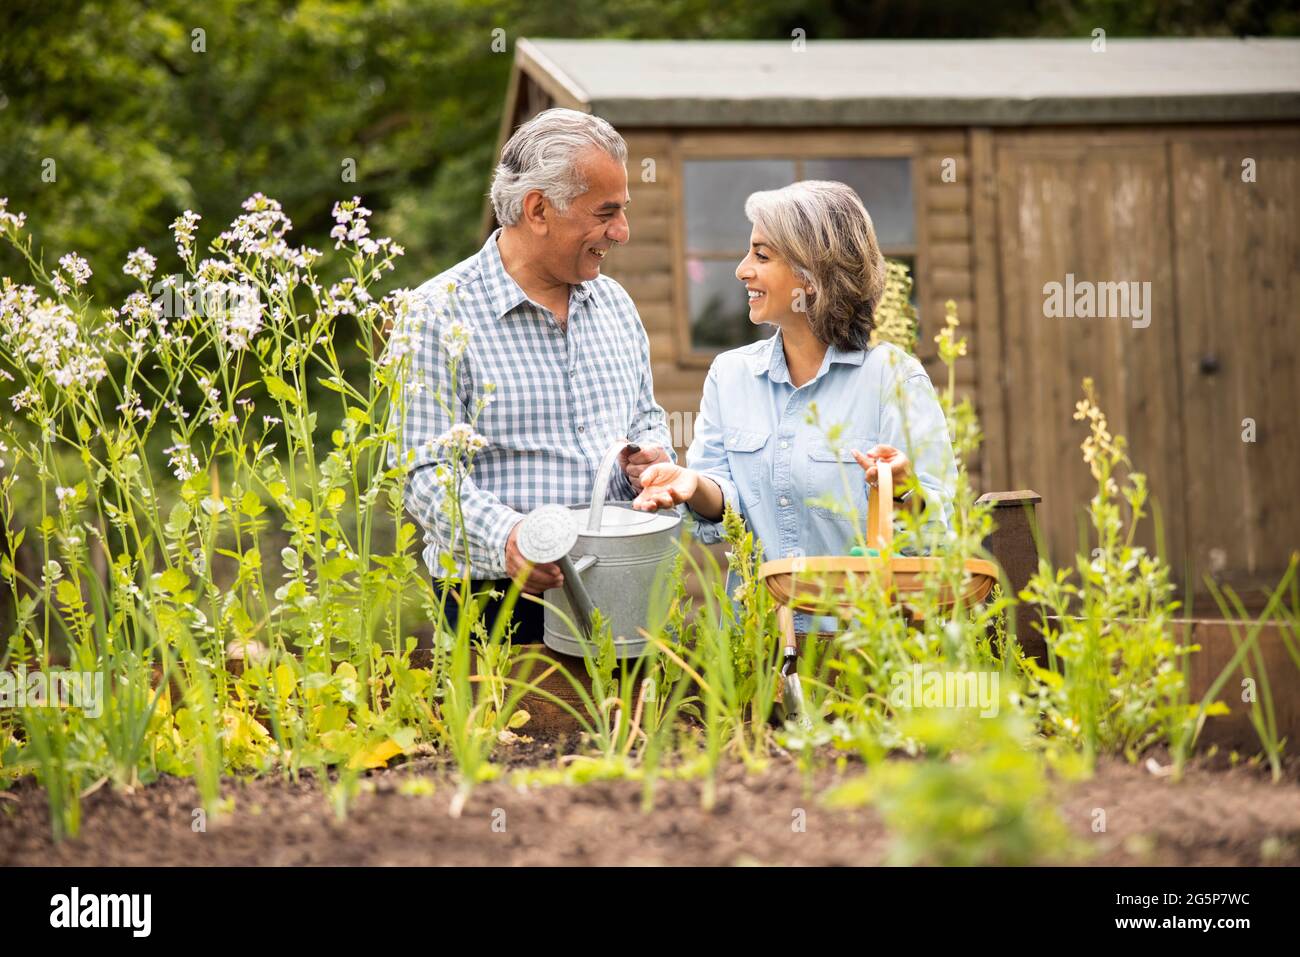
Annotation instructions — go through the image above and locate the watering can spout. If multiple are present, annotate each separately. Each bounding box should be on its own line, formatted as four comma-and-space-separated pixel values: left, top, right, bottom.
516, 504, 598, 640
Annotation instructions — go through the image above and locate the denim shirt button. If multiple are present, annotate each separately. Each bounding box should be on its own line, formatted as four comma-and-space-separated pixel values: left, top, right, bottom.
779, 496, 789, 506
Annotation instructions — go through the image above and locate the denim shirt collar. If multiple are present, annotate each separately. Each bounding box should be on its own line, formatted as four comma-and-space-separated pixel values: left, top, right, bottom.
747, 328, 868, 384
480, 228, 593, 320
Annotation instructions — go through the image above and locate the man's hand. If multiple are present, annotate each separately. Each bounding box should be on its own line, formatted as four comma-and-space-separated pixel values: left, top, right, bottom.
505, 521, 564, 594
619, 442, 671, 492
632, 462, 700, 512
852, 444, 912, 493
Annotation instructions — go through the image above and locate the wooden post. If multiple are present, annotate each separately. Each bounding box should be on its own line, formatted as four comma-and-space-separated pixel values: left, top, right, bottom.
977, 489, 1045, 661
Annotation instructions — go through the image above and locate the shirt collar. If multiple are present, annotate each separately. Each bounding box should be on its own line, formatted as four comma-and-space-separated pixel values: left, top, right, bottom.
747, 328, 868, 382
479, 228, 594, 319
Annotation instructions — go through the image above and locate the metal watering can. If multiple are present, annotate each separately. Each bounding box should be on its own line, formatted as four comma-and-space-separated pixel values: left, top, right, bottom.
515, 441, 681, 659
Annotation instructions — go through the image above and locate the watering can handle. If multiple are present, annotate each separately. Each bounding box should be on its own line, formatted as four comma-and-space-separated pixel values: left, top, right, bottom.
866, 455, 893, 551
587, 439, 629, 532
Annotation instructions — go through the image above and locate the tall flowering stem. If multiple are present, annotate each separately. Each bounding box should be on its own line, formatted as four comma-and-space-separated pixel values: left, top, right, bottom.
0, 194, 451, 833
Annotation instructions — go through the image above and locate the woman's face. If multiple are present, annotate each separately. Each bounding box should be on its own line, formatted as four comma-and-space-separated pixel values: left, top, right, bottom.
735, 224, 805, 328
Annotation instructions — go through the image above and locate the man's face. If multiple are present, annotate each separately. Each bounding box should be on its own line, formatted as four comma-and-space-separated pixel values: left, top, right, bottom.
541, 148, 630, 284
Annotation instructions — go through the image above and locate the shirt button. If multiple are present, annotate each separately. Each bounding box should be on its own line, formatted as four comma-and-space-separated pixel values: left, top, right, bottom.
779, 496, 789, 506
780, 440, 789, 450
577, 426, 585, 433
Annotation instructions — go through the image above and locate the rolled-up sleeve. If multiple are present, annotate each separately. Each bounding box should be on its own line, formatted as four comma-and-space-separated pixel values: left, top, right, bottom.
876, 354, 957, 531
684, 363, 741, 545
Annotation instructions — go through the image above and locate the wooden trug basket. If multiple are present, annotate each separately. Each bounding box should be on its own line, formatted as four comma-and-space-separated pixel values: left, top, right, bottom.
757, 461, 998, 624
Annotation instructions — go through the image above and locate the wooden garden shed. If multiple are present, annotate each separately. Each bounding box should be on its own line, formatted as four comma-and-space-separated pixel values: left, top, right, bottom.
488, 37, 1300, 607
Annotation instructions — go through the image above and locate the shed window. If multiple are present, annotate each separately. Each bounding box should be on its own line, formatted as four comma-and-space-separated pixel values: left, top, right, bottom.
683, 157, 914, 353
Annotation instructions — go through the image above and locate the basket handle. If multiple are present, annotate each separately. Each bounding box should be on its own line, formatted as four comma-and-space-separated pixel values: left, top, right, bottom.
866, 454, 893, 551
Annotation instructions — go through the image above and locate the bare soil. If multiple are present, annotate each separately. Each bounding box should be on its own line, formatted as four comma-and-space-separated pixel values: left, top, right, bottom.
3, 738, 1298, 867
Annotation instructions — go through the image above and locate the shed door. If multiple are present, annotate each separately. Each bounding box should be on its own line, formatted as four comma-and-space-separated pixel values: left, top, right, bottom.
1169, 133, 1300, 603
990, 129, 1300, 609
993, 135, 1186, 586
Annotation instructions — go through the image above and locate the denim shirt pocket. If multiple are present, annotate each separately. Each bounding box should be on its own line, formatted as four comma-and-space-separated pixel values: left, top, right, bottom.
805, 434, 872, 519
722, 428, 770, 512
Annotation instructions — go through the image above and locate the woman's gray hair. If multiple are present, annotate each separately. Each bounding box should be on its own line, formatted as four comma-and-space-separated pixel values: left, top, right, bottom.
489, 108, 628, 225
743, 180, 887, 352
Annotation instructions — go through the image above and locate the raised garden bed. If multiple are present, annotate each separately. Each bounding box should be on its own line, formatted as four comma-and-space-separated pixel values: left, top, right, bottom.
2, 740, 1296, 867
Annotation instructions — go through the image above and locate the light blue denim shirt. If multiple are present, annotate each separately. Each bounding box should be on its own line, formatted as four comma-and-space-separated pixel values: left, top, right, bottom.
687, 330, 957, 580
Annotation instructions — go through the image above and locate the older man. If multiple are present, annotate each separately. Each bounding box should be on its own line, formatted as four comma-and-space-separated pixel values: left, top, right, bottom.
395, 108, 674, 642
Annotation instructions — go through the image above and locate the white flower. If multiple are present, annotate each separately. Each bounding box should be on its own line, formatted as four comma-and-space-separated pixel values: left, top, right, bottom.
440, 318, 471, 361
57, 253, 92, 287
0, 198, 26, 232
427, 463, 453, 491
3, 299, 106, 391
330, 196, 373, 249
55, 485, 76, 509
42, 559, 63, 586
203, 280, 264, 350
123, 247, 157, 283
164, 443, 200, 482
433, 423, 488, 454
217, 193, 314, 267
170, 210, 201, 258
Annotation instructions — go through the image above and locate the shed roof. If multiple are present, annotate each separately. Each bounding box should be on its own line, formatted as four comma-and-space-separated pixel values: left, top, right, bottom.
516, 38, 1300, 126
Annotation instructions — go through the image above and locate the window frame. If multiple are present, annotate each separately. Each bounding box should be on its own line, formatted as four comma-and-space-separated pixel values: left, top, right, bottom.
670, 132, 926, 366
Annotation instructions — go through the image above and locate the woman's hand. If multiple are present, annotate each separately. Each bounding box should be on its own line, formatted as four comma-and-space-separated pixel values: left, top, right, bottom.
631, 462, 700, 512
852, 444, 911, 491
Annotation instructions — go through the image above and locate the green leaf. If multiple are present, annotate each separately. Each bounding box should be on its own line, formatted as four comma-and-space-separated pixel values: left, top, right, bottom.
319, 554, 357, 581
391, 726, 419, 751
396, 522, 416, 552
159, 567, 190, 596
55, 578, 82, 608
166, 501, 192, 538
264, 374, 299, 406
239, 490, 265, 517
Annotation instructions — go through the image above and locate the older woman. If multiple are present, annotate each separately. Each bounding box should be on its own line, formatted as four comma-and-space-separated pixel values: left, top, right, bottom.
632, 180, 956, 573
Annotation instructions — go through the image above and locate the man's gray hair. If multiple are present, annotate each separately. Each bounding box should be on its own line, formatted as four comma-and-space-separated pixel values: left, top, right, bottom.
489, 108, 627, 226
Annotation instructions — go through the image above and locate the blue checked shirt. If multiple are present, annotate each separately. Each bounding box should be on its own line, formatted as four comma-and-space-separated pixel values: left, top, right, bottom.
393, 229, 674, 580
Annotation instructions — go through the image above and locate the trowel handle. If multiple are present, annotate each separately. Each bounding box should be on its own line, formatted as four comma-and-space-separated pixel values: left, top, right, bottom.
866, 455, 893, 551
